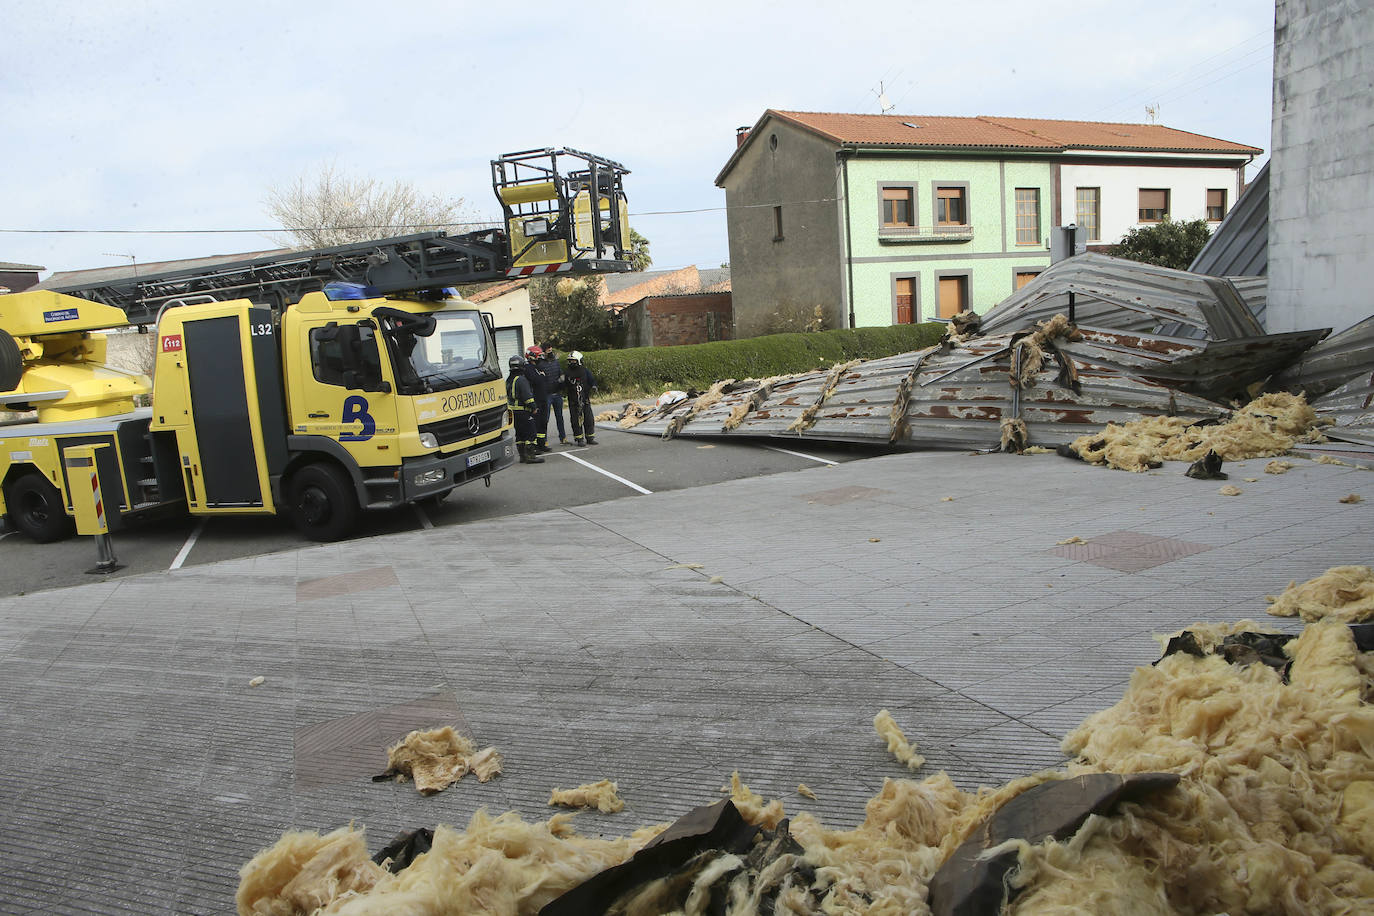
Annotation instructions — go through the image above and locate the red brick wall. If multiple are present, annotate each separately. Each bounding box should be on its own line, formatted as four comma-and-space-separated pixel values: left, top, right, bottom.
641, 292, 734, 347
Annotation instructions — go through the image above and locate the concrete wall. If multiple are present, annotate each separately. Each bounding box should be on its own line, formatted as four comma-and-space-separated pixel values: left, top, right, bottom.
1058, 159, 1246, 244
720, 117, 844, 338
1269, 0, 1374, 333
843, 155, 1052, 324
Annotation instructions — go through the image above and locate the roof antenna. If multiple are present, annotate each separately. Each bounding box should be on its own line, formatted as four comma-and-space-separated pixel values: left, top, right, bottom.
1145, 103, 1159, 124
876, 80, 894, 114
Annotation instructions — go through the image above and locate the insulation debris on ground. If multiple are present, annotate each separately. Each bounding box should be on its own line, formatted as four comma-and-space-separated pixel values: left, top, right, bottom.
1342, 493, 1365, 504
1267, 566, 1374, 622
797, 784, 818, 800
1268, 459, 1298, 474
1069, 391, 1322, 473
874, 708, 925, 772
549, 780, 625, 814
1055, 536, 1085, 546
371, 726, 502, 795
249, 676, 266, 687
1219, 484, 1243, 496
241, 566, 1374, 915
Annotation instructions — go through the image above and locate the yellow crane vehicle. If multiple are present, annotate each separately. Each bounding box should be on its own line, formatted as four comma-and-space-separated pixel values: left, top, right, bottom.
0, 148, 631, 542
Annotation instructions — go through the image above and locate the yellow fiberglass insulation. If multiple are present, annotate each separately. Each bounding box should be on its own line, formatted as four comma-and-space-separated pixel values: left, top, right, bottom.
1070, 391, 1321, 472
379, 726, 501, 795
1267, 565, 1374, 623
1029, 618, 1374, 915
548, 779, 625, 813
242, 568, 1374, 915
239, 811, 664, 916
874, 708, 926, 771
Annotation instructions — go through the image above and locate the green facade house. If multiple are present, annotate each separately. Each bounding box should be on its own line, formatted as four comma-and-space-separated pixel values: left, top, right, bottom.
716, 110, 1260, 336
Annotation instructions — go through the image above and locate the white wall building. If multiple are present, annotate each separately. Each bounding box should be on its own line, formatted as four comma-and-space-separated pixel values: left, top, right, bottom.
1058, 155, 1252, 246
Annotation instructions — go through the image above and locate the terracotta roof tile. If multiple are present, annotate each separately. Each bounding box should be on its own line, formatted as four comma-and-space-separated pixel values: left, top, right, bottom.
769, 110, 1261, 154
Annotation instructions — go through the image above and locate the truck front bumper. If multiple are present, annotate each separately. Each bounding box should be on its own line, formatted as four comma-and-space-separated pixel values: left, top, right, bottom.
400, 429, 518, 503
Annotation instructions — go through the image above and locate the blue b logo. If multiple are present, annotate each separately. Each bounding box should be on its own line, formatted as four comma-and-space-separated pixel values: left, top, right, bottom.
340, 395, 376, 441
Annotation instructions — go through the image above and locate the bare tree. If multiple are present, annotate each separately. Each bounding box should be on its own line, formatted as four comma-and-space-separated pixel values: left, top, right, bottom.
265, 164, 480, 249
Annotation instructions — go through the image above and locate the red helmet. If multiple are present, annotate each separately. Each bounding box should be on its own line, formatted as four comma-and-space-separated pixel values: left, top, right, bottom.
526, 345, 543, 358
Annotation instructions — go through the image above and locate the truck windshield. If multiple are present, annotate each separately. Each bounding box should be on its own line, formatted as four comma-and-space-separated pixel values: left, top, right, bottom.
378, 307, 500, 394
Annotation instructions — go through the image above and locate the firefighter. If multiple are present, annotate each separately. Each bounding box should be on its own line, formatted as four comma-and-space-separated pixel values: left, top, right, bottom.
506, 354, 544, 464
539, 346, 567, 445
524, 345, 552, 452
563, 350, 597, 446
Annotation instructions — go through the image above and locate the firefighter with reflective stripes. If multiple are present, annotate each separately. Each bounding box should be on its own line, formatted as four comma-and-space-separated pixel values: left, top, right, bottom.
563, 350, 597, 446
506, 354, 545, 464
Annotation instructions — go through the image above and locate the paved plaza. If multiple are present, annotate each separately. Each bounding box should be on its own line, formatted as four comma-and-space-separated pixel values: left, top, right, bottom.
1, 446, 1370, 913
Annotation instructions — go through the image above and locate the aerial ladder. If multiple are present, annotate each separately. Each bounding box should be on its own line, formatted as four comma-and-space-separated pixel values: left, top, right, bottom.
0, 149, 631, 542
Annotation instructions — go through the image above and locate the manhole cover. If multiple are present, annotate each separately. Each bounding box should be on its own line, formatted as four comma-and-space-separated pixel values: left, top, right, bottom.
294, 691, 465, 789
1049, 530, 1212, 572
297, 566, 400, 602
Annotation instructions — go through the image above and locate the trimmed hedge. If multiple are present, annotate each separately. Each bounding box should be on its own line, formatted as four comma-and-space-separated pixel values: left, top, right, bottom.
580, 323, 946, 400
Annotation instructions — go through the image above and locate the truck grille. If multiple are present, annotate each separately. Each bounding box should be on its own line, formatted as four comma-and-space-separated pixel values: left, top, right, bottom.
420, 406, 507, 447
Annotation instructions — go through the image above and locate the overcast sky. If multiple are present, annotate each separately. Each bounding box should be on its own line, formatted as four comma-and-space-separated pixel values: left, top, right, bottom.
3, 0, 1275, 279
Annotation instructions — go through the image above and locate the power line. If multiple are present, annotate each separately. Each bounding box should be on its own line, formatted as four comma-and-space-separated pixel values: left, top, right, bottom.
1092, 28, 1272, 121
0, 197, 844, 235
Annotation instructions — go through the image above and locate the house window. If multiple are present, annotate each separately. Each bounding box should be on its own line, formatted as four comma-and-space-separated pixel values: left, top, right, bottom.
1014, 270, 1041, 290
1139, 189, 1169, 223
882, 186, 915, 227
895, 277, 916, 324
1075, 187, 1101, 241
1015, 188, 1040, 245
935, 186, 967, 226
773, 206, 783, 241
1207, 189, 1227, 222
937, 274, 969, 318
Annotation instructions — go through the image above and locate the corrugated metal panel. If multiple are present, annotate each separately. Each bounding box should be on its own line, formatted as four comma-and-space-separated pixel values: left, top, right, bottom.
1311, 367, 1374, 446
979, 253, 1264, 340
1227, 276, 1267, 327
1190, 161, 1268, 280
1274, 314, 1374, 399
624, 330, 1235, 450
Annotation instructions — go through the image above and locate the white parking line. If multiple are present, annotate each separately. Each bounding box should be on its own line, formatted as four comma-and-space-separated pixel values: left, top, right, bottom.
763, 445, 839, 466
170, 519, 207, 570
561, 452, 654, 494
413, 504, 434, 529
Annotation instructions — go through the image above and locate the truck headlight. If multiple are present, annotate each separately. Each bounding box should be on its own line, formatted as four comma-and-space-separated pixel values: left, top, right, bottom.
419, 432, 439, 449
415, 468, 445, 486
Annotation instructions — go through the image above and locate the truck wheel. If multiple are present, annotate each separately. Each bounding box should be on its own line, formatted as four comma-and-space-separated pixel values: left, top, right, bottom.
287, 463, 358, 541
0, 330, 22, 392
6, 472, 74, 543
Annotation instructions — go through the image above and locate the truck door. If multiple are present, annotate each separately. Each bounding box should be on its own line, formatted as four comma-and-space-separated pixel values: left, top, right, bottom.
292, 320, 400, 467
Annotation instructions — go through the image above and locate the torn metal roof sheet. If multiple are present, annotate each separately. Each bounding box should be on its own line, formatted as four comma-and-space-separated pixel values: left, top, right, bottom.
617, 257, 1363, 454
1274, 313, 1374, 400
1310, 367, 1374, 447
979, 253, 1267, 340
624, 328, 1235, 452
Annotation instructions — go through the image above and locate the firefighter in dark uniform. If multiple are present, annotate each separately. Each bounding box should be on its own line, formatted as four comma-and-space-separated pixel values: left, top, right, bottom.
524, 345, 552, 453
563, 350, 598, 446
506, 354, 544, 464
539, 346, 567, 445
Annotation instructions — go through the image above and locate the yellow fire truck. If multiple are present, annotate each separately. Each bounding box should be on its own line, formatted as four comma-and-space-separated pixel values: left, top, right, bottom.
0, 148, 630, 541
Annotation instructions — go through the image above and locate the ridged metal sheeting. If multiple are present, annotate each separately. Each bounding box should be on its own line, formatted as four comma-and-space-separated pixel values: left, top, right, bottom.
979, 253, 1264, 340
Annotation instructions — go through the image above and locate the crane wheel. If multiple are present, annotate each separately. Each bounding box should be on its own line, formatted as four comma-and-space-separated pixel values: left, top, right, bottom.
0, 330, 21, 392
286, 463, 359, 542
5, 471, 75, 543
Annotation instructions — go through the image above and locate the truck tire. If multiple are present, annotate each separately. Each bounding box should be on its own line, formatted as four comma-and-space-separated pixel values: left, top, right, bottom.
287, 463, 359, 542
6, 471, 75, 543
0, 330, 21, 392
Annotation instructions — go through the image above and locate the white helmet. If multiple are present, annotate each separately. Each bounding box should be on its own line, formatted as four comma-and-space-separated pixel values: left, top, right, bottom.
569, 350, 584, 361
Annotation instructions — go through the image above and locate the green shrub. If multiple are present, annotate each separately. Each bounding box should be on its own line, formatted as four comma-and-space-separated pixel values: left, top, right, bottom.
581, 323, 946, 401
